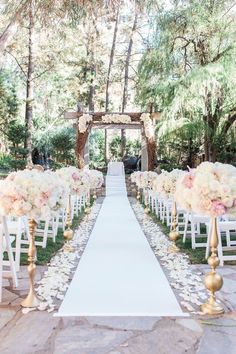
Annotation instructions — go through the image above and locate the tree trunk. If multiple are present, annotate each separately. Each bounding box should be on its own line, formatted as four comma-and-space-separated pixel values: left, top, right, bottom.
76, 127, 91, 168
105, 7, 119, 111
25, 0, 35, 164
0, 0, 27, 55
104, 7, 120, 163
121, 13, 138, 158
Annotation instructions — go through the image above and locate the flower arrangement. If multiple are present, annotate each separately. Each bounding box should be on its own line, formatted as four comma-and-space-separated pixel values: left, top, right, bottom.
131, 171, 157, 189
56, 166, 90, 196
140, 113, 155, 139
0, 170, 69, 219
153, 169, 185, 198
131, 171, 142, 187
101, 114, 131, 124
78, 114, 93, 133
84, 169, 104, 189
175, 162, 236, 217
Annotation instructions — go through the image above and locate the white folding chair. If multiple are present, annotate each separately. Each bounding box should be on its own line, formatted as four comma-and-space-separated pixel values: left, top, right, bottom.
0, 216, 18, 302
206, 219, 236, 266
183, 213, 209, 249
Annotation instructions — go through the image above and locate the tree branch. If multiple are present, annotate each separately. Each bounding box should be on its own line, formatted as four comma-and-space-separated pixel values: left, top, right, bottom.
33, 65, 54, 81
5, 49, 27, 77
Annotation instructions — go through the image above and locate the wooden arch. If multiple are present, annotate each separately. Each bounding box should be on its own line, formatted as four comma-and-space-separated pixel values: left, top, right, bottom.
65, 111, 159, 171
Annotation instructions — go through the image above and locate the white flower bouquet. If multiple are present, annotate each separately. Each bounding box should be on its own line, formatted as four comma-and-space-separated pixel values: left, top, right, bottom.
84, 169, 104, 189
56, 166, 90, 196
175, 162, 236, 217
153, 169, 185, 198
131, 171, 157, 189
0, 170, 69, 219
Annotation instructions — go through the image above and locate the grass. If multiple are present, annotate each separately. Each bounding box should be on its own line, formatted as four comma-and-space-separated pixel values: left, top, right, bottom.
148, 209, 208, 264
20, 210, 85, 266
17, 196, 96, 266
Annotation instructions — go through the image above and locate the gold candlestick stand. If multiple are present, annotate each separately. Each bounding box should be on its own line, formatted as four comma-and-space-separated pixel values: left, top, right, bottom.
137, 189, 141, 201
201, 217, 224, 315
85, 192, 91, 214
169, 201, 180, 252
93, 190, 97, 201
63, 195, 74, 252
144, 190, 150, 214
21, 219, 41, 308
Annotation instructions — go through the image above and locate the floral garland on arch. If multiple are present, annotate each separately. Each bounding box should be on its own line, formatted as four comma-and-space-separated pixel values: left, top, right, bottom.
56, 166, 90, 196
0, 170, 69, 219
101, 114, 131, 124
140, 113, 155, 139
175, 161, 236, 217
78, 114, 93, 133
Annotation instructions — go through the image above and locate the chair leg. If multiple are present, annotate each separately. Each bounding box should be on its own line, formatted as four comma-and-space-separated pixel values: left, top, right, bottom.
2, 217, 18, 288
42, 219, 49, 248
0, 228, 3, 302
183, 213, 189, 243
191, 220, 196, 249
15, 219, 22, 272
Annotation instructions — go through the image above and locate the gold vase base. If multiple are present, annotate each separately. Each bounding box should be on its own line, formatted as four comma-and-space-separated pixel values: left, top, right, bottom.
168, 244, 179, 253
64, 228, 73, 239
21, 290, 41, 308
63, 242, 74, 253
85, 207, 91, 214
144, 207, 150, 214
201, 301, 224, 315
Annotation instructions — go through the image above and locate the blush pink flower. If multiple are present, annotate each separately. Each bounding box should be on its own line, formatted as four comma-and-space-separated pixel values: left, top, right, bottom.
182, 173, 195, 189
211, 200, 227, 216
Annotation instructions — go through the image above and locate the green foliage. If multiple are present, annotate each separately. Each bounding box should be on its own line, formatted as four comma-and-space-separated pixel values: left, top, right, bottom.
7, 121, 28, 170
109, 135, 122, 160
137, 0, 236, 165
89, 130, 105, 169
0, 71, 19, 131
50, 127, 76, 166
109, 135, 141, 161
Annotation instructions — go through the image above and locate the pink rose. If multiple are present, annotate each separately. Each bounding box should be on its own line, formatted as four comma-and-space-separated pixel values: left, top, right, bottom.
182, 173, 195, 189
211, 200, 227, 216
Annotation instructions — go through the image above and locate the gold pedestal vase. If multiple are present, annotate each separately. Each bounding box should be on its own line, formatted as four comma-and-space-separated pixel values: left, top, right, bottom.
63, 195, 74, 252
169, 201, 180, 252
201, 217, 224, 315
137, 189, 141, 201
85, 193, 91, 214
144, 191, 150, 214
93, 190, 97, 201
21, 219, 41, 308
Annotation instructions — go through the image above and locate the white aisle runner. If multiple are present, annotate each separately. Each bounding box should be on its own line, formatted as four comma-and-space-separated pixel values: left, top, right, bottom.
56, 175, 184, 316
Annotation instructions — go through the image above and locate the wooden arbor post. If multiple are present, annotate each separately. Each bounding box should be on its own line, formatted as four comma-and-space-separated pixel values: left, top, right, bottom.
76, 125, 91, 169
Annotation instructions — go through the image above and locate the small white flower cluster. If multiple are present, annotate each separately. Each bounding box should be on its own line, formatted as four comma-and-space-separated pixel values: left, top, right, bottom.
131, 200, 207, 313
84, 169, 104, 189
140, 113, 155, 139
35, 202, 101, 312
0, 170, 69, 220
175, 161, 236, 217
102, 114, 131, 124
131, 170, 157, 189
78, 114, 93, 133
152, 169, 186, 198
56, 166, 90, 196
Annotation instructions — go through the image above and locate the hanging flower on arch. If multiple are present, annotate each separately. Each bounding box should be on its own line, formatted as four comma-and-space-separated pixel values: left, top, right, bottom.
140, 113, 155, 139
78, 114, 93, 133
